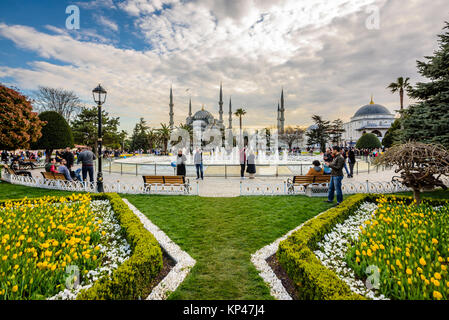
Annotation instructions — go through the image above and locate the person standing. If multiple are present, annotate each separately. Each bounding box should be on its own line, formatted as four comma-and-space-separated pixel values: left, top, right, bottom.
348, 148, 356, 178
325, 146, 345, 205
246, 150, 256, 179
194, 148, 204, 180
63, 147, 75, 171
239, 146, 247, 179
176, 150, 187, 177
77, 147, 96, 183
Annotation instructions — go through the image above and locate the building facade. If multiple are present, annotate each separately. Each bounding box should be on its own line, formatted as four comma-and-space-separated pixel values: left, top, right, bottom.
342, 97, 396, 146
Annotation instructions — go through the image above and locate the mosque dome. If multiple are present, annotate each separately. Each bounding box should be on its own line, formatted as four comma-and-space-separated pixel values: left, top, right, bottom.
193, 107, 214, 121
353, 97, 392, 118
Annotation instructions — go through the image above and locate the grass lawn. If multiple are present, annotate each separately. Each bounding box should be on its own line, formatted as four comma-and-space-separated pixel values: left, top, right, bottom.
124, 195, 334, 300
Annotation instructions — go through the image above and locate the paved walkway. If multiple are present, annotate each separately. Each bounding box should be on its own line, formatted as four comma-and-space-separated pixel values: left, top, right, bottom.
26, 165, 397, 198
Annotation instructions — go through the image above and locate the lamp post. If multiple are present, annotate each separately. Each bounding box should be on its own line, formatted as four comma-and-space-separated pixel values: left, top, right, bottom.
92, 84, 107, 193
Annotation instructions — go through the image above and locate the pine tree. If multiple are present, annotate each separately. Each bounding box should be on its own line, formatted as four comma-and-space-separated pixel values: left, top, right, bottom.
402, 22, 449, 147
306, 115, 331, 153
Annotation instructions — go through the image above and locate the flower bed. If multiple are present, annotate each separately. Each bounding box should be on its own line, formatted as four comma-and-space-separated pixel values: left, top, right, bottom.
0, 193, 163, 300
346, 196, 449, 300
277, 193, 449, 300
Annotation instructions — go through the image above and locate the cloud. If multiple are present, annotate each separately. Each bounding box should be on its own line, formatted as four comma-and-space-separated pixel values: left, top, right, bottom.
75, 0, 117, 10
1, 0, 449, 133
96, 15, 119, 32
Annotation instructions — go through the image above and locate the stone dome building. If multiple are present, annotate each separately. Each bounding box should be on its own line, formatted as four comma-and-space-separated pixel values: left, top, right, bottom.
342, 97, 396, 146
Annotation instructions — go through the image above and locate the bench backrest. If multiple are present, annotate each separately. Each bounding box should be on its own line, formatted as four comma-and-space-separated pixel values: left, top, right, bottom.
143, 176, 165, 185
313, 176, 331, 184
164, 176, 185, 185
143, 176, 185, 185
41, 172, 67, 180
293, 176, 314, 184
3, 165, 16, 175
53, 173, 67, 180
293, 175, 331, 184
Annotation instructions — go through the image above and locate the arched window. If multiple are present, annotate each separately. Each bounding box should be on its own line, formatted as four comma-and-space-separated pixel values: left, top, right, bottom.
371, 130, 382, 137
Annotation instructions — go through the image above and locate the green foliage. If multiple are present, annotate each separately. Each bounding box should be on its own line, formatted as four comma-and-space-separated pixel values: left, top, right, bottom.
32, 111, 73, 153
277, 194, 369, 300
77, 193, 163, 300
306, 115, 331, 153
382, 118, 402, 148
0, 84, 44, 150
402, 22, 449, 148
356, 133, 381, 149
130, 118, 150, 151
71, 107, 122, 151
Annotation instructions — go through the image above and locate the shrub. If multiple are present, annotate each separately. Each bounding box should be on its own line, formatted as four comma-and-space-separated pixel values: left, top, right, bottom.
32, 111, 74, 162
356, 133, 381, 149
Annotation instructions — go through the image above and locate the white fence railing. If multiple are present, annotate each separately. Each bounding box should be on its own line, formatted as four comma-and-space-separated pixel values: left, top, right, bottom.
2, 173, 199, 196
241, 180, 410, 196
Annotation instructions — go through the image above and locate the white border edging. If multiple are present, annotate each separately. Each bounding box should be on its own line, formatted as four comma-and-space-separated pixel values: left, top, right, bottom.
250, 209, 332, 300
122, 199, 196, 300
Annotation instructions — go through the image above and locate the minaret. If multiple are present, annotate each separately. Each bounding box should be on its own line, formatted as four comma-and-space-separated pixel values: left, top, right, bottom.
277, 102, 281, 132
228, 97, 233, 129
189, 98, 192, 118
280, 89, 285, 134
218, 82, 224, 129
169, 86, 174, 129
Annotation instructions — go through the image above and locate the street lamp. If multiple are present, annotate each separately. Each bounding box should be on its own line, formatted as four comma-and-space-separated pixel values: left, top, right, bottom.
92, 84, 107, 193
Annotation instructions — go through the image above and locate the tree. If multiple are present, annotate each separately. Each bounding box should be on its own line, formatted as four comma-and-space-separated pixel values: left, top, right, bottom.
382, 118, 402, 148
130, 118, 150, 151
306, 115, 331, 153
71, 107, 121, 154
356, 133, 381, 149
387, 77, 412, 111
234, 108, 247, 132
329, 119, 346, 145
157, 123, 172, 154
32, 111, 73, 162
0, 84, 44, 150
375, 142, 449, 204
401, 22, 449, 148
280, 126, 305, 150
33, 86, 83, 122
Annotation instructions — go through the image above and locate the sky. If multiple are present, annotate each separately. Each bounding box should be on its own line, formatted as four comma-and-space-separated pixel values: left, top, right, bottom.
0, 0, 448, 134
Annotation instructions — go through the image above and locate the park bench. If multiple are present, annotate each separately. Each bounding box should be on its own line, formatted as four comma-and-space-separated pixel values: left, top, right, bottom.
41, 172, 69, 181
286, 175, 331, 196
3, 164, 32, 178
142, 175, 190, 194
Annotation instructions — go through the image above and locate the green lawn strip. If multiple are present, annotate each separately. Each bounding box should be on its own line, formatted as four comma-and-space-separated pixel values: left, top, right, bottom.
0, 182, 80, 199
124, 195, 334, 300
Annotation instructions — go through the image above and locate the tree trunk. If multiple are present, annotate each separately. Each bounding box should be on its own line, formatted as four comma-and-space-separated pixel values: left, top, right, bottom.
400, 88, 404, 111
412, 188, 421, 205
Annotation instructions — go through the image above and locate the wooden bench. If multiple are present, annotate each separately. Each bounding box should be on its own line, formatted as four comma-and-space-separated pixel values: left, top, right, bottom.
3, 164, 32, 178
41, 172, 68, 181
286, 175, 331, 195
142, 175, 190, 194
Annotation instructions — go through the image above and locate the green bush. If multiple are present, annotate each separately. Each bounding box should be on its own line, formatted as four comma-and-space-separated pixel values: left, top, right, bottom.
77, 193, 163, 300
277, 193, 449, 300
356, 133, 381, 149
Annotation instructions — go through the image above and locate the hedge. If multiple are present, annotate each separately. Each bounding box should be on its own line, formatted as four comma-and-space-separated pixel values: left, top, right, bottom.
0, 193, 163, 300
276, 193, 449, 300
